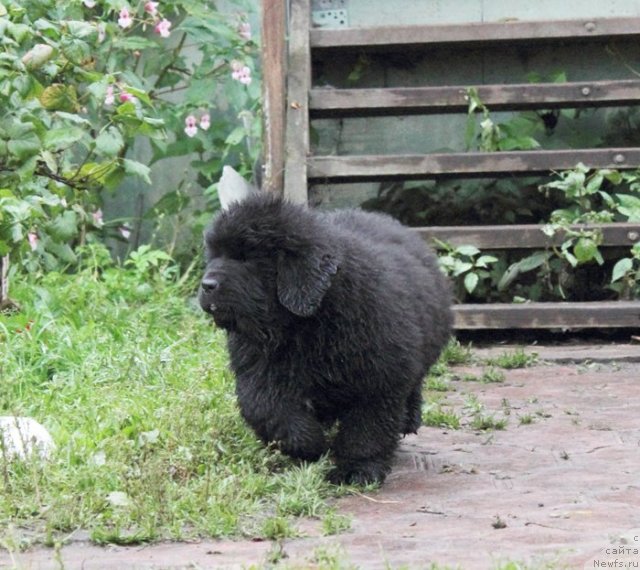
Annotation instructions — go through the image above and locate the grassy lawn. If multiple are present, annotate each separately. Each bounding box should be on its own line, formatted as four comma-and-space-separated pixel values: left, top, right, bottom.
0, 255, 343, 549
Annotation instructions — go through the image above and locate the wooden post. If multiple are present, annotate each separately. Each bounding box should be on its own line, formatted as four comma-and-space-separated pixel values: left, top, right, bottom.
0, 256, 8, 307
283, 0, 311, 204
260, 0, 287, 195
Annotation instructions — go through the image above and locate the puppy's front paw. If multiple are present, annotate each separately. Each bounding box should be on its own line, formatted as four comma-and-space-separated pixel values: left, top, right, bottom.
271, 420, 327, 462
328, 459, 390, 486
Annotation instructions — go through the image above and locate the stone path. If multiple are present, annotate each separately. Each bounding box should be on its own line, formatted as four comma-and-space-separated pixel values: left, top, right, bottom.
4, 346, 640, 569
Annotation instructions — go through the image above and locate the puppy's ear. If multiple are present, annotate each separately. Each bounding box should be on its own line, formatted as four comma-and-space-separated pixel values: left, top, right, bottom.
277, 248, 339, 316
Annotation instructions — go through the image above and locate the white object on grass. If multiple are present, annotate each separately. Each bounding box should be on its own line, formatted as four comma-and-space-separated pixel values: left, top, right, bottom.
218, 166, 258, 210
0, 416, 56, 460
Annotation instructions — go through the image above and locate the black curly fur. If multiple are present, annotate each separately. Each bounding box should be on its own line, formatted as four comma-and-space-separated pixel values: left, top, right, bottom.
199, 194, 452, 485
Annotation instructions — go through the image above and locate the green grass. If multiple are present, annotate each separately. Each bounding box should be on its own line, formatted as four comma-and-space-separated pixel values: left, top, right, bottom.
485, 348, 538, 369
470, 414, 508, 431
0, 265, 340, 548
518, 414, 535, 426
440, 339, 475, 366
461, 368, 505, 384
421, 395, 461, 429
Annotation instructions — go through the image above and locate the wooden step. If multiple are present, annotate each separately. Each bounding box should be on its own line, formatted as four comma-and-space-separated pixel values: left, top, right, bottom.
416, 224, 640, 250
311, 17, 640, 50
453, 301, 640, 329
310, 80, 640, 118
308, 148, 640, 182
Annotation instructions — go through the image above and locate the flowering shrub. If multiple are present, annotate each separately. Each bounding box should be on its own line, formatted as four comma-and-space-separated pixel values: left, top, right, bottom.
0, 0, 260, 277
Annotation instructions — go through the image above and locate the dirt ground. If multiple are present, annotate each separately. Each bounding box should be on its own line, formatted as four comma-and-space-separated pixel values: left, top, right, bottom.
3, 344, 640, 570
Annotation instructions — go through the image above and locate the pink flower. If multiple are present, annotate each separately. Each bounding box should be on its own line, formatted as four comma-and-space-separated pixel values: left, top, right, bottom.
199, 114, 210, 131
105, 85, 115, 106
84, 0, 96, 7
144, 1, 159, 16
118, 7, 133, 29
238, 22, 251, 41
230, 60, 252, 85
154, 18, 171, 38
97, 23, 107, 43
28, 232, 39, 251
184, 115, 198, 138
119, 91, 135, 103
119, 225, 131, 240
92, 209, 104, 227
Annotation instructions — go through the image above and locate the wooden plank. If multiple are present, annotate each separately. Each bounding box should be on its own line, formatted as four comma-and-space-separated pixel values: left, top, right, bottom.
283, 0, 311, 204
0, 255, 8, 306
308, 148, 640, 182
310, 80, 640, 118
417, 223, 640, 250
261, 0, 287, 194
453, 301, 640, 329
310, 17, 640, 49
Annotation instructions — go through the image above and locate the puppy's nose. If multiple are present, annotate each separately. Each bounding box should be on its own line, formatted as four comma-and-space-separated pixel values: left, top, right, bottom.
201, 276, 220, 293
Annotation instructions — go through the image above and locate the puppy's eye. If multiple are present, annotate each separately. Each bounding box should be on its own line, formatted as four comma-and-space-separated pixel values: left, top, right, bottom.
228, 250, 247, 262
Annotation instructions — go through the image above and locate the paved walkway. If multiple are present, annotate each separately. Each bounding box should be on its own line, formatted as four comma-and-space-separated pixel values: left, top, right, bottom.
4, 347, 640, 569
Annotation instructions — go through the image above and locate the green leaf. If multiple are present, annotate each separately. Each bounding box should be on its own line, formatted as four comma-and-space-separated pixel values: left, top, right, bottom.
498, 136, 540, 151
8, 22, 31, 43
45, 240, 77, 263
464, 272, 479, 294
7, 121, 41, 160
144, 190, 190, 219
550, 70, 567, 83
95, 127, 125, 157
455, 245, 480, 257
113, 37, 160, 50
574, 237, 600, 264
40, 84, 80, 112
464, 114, 477, 150
44, 127, 85, 151
602, 169, 623, 185
46, 210, 79, 241
225, 126, 246, 146
498, 251, 551, 291
476, 255, 498, 267
123, 159, 152, 184
54, 112, 92, 126
585, 173, 604, 195
611, 258, 633, 283
616, 194, 640, 222
452, 261, 473, 277
66, 20, 97, 39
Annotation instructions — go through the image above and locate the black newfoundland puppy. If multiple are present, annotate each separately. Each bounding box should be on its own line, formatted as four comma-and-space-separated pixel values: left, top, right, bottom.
199, 194, 452, 485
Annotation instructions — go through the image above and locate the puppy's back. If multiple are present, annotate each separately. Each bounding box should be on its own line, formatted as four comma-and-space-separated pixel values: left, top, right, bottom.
324, 208, 438, 270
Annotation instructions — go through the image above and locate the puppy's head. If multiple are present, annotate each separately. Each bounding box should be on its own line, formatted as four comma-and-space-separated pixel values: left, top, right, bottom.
199, 194, 340, 334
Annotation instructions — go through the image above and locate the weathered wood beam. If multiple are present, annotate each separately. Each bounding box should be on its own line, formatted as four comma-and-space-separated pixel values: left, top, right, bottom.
417, 223, 640, 250
283, 0, 311, 204
311, 17, 640, 49
0, 255, 8, 306
453, 301, 640, 329
308, 148, 640, 182
310, 80, 640, 118
260, 0, 287, 194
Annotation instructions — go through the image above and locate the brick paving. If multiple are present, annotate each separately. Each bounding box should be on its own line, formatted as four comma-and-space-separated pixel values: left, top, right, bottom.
4, 348, 640, 569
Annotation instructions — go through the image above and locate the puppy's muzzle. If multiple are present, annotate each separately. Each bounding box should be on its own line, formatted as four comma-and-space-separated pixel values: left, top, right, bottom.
199, 275, 221, 313
201, 276, 219, 294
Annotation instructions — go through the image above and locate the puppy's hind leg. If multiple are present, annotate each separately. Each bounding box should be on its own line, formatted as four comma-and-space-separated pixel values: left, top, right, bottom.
401, 383, 423, 435
330, 401, 403, 486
